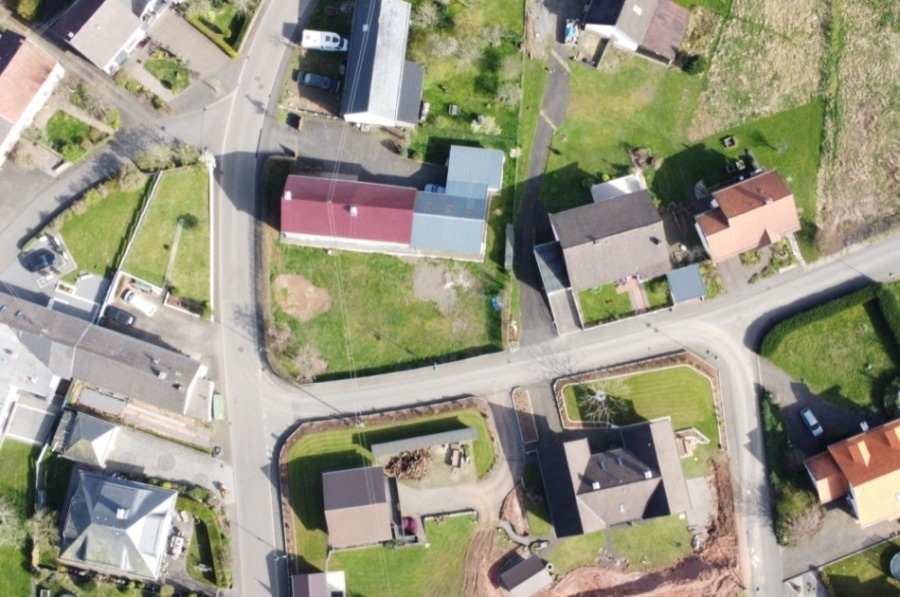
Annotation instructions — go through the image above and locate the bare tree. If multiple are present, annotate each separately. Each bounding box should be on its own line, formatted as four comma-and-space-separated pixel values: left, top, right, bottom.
0, 498, 25, 548
27, 508, 58, 548
266, 325, 292, 354
577, 389, 626, 425
412, 1, 441, 29
496, 82, 522, 107
456, 40, 483, 71
293, 344, 326, 383
184, 0, 212, 19
229, 0, 257, 17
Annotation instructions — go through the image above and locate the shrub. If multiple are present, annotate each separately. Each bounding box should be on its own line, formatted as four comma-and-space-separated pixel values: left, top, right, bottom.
82, 188, 103, 207
876, 284, 900, 348
470, 115, 501, 136
430, 35, 459, 59
104, 108, 121, 130
16, 0, 41, 21
117, 162, 145, 191
186, 16, 240, 58
885, 378, 900, 419
71, 199, 88, 216
412, 1, 441, 29
152, 95, 168, 112
187, 485, 210, 502
178, 497, 231, 587
113, 70, 130, 89
496, 82, 522, 107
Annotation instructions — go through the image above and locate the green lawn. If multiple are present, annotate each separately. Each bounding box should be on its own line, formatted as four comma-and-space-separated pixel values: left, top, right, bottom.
674, 0, 731, 13
44, 110, 103, 162
331, 514, 475, 596
186, 515, 216, 586
822, 538, 900, 596
60, 178, 149, 278
578, 283, 634, 325
125, 167, 210, 303
610, 515, 693, 571
541, 51, 702, 213
287, 410, 495, 570
144, 56, 190, 93
190, 3, 249, 50
645, 276, 671, 309
562, 365, 719, 478
0, 440, 38, 597
546, 531, 606, 575
522, 464, 552, 537
763, 300, 899, 412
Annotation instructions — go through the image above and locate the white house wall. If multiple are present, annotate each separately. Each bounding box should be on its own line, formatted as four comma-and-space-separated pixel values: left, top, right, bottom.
0, 62, 64, 167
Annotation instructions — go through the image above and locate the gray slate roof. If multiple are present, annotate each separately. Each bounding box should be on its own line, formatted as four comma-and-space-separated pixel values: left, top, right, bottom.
447, 146, 505, 192
323, 466, 387, 511
0, 290, 203, 416
59, 471, 176, 579
397, 61, 425, 125
60, 412, 119, 466
551, 190, 660, 249
666, 264, 706, 304
53, 0, 144, 71
534, 242, 569, 293
371, 427, 478, 458
499, 556, 554, 597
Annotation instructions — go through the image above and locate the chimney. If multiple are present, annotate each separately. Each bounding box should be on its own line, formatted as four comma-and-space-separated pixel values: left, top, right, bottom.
349, 206, 358, 217
886, 426, 900, 449
848, 439, 871, 466
764, 196, 773, 204
591, 481, 600, 491
284, 190, 292, 201
643, 470, 652, 480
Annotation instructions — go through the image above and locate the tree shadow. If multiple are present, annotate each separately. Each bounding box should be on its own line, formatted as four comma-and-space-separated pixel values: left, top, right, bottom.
651, 143, 730, 207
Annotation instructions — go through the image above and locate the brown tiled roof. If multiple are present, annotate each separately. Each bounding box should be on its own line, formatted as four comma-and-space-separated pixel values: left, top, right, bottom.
713, 170, 793, 219
0, 33, 58, 123
804, 452, 849, 504
640, 0, 690, 61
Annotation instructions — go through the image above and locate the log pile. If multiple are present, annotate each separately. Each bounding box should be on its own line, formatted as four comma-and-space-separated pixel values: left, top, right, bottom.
385, 449, 432, 481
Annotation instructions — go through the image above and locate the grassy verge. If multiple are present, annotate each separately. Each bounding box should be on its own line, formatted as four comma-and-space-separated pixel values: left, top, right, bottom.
286, 410, 494, 570
546, 531, 606, 575
177, 497, 231, 588
0, 440, 35, 597
562, 365, 719, 478
43, 110, 106, 162
822, 538, 900, 596
58, 176, 151, 278
578, 283, 634, 325
124, 166, 210, 303
184, 3, 251, 56
610, 515, 693, 571
185, 511, 216, 585
331, 514, 475, 595
521, 464, 551, 537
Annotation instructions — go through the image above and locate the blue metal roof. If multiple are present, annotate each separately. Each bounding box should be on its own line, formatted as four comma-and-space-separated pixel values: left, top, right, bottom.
445, 180, 488, 200
414, 192, 486, 219
666, 264, 706, 304
447, 146, 505, 191
410, 212, 485, 256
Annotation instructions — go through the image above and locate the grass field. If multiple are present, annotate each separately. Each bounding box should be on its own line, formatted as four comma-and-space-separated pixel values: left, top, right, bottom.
144, 55, 190, 94
44, 110, 103, 163
763, 300, 899, 412
578, 283, 634, 326
125, 167, 209, 303
541, 49, 702, 213
546, 531, 607, 575
60, 178, 150, 278
0, 440, 37, 597
522, 464, 551, 537
822, 538, 900, 596
610, 515, 693, 571
563, 365, 719, 478
286, 410, 494, 570
331, 514, 475, 596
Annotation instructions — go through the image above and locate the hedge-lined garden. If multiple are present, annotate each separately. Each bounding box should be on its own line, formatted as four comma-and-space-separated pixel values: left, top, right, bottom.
177, 496, 232, 588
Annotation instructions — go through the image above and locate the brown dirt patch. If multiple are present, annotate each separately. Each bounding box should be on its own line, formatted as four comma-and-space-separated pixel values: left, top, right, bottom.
549, 455, 739, 596
413, 261, 475, 315
500, 487, 529, 537
466, 526, 523, 597
512, 387, 538, 443
273, 274, 332, 322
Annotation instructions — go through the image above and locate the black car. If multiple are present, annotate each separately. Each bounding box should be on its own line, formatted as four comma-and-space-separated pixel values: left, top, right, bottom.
22, 248, 56, 273
103, 306, 135, 326
297, 71, 341, 93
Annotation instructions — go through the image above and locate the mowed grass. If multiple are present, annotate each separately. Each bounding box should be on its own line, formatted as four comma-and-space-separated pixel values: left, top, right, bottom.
0, 440, 37, 597
287, 410, 495, 569
578, 283, 634, 326
125, 167, 209, 303
822, 538, 900, 596
522, 464, 552, 537
541, 50, 702, 213
546, 531, 606, 575
331, 514, 475, 596
610, 515, 693, 571
45, 110, 104, 163
60, 178, 150, 278
645, 276, 671, 309
563, 366, 719, 478
144, 57, 190, 94
763, 300, 899, 412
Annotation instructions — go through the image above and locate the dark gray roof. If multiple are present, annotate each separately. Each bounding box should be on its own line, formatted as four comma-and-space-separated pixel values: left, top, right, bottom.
323, 466, 387, 511
447, 146, 505, 192
534, 242, 569, 293
499, 556, 554, 597
371, 427, 478, 458
0, 290, 203, 415
77, 387, 127, 416
666, 264, 706, 304
550, 190, 660, 249
61, 412, 118, 466
59, 471, 176, 579
585, 0, 658, 44
397, 61, 424, 126
292, 573, 327, 597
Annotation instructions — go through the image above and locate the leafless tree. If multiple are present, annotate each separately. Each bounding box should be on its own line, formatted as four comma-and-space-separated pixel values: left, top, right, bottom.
497, 82, 522, 107
294, 344, 326, 384
27, 508, 58, 548
229, 0, 257, 17
266, 325, 292, 354
184, 0, 212, 19
412, 1, 441, 29
577, 390, 626, 425
456, 40, 483, 71
0, 498, 25, 548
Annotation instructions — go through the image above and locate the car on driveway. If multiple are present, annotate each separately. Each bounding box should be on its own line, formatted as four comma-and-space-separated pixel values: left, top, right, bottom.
297, 71, 340, 93
22, 248, 56, 272
800, 407, 824, 437
103, 306, 135, 326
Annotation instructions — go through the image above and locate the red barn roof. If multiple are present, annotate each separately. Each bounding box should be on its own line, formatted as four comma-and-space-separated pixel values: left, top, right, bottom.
280, 176, 416, 245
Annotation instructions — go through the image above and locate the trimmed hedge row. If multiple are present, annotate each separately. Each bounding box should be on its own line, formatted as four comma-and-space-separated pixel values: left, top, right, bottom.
178, 497, 232, 588
876, 284, 900, 349
187, 17, 239, 58
760, 285, 879, 356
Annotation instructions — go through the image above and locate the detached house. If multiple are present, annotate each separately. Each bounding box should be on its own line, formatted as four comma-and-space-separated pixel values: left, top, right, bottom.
53, 0, 171, 74
694, 170, 801, 263
805, 420, 900, 528
341, 0, 424, 128
584, 0, 690, 64
0, 32, 64, 168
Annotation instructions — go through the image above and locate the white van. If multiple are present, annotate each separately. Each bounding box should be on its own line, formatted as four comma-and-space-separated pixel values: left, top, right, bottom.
301, 30, 349, 52
123, 289, 157, 317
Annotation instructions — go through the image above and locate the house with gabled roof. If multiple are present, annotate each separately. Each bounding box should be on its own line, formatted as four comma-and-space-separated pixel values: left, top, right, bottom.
59, 471, 177, 580
694, 170, 801, 263
51, 410, 119, 468
341, 0, 424, 128
584, 0, 690, 64
322, 465, 394, 549
53, 0, 170, 74
805, 420, 900, 527
0, 32, 65, 168
499, 556, 554, 597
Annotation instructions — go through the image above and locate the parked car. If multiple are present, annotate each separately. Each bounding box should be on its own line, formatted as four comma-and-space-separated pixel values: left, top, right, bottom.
123, 289, 157, 317
424, 184, 445, 194
297, 71, 340, 93
301, 30, 349, 52
22, 248, 56, 273
103, 306, 135, 326
800, 407, 823, 437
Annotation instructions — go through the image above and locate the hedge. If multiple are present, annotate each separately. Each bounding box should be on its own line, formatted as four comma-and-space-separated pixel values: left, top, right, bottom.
187, 17, 239, 59
876, 284, 900, 349
177, 497, 232, 588
760, 285, 880, 356
231, 13, 253, 52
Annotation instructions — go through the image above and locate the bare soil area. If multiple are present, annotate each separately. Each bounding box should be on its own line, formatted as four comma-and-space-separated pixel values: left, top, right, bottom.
512, 387, 539, 443
413, 261, 474, 315
465, 526, 521, 597
273, 274, 332, 322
